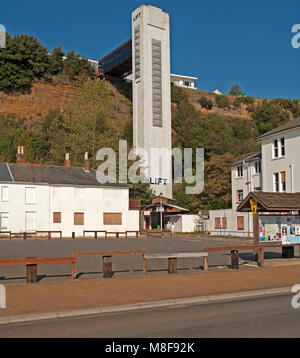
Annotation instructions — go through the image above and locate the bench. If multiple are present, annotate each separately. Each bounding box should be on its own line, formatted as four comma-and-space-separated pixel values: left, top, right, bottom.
204, 245, 265, 269
83, 230, 107, 238
36, 231, 62, 239
0, 256, 76, 283
262, 242, 300, 258
106, 232, 127, 238
142, 252, 208, 275
72, 249, 147, 278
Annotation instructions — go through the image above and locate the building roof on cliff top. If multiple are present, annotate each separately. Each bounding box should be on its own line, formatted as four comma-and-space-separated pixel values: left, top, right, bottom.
0, 163, 129, 188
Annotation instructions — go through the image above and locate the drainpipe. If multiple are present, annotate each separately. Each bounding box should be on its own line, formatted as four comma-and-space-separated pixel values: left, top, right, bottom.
243, 161, 251, 237
289, 162, 294, 193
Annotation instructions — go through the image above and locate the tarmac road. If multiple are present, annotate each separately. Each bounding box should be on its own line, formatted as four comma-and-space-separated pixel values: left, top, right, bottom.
0, 294, 298, 338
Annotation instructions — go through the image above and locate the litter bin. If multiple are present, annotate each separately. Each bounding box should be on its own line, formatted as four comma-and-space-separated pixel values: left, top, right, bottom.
282, 246, 294, 258
157, 225, 160, 230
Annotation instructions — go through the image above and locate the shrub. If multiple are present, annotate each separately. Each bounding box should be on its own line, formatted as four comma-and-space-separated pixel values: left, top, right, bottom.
198, 96, 213, 110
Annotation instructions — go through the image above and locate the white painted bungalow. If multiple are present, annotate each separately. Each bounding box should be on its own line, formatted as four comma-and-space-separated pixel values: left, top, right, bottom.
0, 148, 139, 237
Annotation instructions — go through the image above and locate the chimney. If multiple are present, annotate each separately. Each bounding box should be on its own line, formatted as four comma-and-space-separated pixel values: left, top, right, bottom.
83, 152, 90, 171
64, 153, 71, 167
16, 146, 26, 164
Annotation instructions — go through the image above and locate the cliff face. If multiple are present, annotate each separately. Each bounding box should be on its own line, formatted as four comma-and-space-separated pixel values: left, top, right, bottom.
0, 81, 77, 121
0, 80, 133, 127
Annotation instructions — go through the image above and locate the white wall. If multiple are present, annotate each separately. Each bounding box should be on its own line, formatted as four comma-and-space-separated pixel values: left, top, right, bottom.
206, 208, 253, 237
181, 214, 199, 232
231, 161, 262, 208
0, 183, 139, 237
261, 128, 300, 193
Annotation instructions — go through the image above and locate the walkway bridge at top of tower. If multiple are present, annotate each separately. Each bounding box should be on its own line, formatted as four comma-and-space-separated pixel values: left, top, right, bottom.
98, 39, 133, 78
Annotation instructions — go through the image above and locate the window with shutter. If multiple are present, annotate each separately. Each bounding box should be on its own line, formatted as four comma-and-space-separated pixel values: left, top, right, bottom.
74, 212, 84, 225
53, 212, 61, 224
103, 213, 122, 225
237, 216, 244, 230
215, 218, 221, 229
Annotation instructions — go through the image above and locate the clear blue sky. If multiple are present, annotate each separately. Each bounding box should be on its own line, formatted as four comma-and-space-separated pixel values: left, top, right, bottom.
1, 0, 299, 99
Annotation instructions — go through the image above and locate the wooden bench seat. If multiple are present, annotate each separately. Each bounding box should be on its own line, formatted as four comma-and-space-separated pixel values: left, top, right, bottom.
143, 252, 208, 275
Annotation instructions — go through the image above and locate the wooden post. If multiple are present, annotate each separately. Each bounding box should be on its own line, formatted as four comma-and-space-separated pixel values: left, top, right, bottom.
143, 256, 147, 275
258, 247, 264, 267
26, 257, 37, 283
253, 212, 260, 262
72, 260, 77, 279
168, 258, 177, 274
48, 231, 51, 240
94, 231, 97, 239
103, 256, 113, 278
231, 250, 239, 269
203, 256, 208, 271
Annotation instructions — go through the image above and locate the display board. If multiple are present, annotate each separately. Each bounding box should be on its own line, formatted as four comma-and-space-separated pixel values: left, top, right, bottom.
259, 215, 300, 245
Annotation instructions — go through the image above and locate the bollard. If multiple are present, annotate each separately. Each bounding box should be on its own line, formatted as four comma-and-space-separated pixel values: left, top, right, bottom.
102, 256, 113, 278
26, 257, 38, 283
168, 258, 177, 274
231, 250, 239, 270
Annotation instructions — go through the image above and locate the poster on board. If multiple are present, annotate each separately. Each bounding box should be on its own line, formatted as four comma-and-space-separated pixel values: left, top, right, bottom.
259, 216, 300, 245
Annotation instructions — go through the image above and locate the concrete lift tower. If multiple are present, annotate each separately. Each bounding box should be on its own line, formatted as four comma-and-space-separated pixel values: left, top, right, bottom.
132, 5, 173, 198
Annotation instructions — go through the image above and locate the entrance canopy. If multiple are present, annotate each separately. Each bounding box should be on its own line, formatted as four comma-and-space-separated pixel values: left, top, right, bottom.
237, 192, 300, 213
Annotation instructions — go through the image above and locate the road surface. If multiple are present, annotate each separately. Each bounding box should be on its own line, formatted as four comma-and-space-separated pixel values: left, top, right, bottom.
0, 294, 299, 338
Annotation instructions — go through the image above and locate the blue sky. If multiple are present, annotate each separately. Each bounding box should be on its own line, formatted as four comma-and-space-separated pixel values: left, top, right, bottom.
1, 0, 299, 99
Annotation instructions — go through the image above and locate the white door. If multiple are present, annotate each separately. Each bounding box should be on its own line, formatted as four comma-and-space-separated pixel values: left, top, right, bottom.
25, 212, 36, 232
0, 213, 9, 231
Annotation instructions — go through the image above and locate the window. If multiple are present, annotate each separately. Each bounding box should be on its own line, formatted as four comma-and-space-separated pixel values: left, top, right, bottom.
237, 216, 244, 231
274, 140, 279, 158
0, 212, 9, 230
53, 212, 61, 224
280, 138, 285, 156
237, 165, 243, 177
104, 213, 122, 225
184, 81, 191, 87
1, 186, 8, 202
25, 187, 36, 204
255, 161, 261, 174
222, 217, 227, 229
74, 212, 84, 225
236, 190, 243, 204
280, 171, 286, 192
274, 173, 279, 192
215, 218, 221, 229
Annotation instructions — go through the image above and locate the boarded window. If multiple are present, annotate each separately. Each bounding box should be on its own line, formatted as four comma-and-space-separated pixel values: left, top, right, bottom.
74, 212, 84, 225
237, 216, 244, 231
25, 187, 36, 204
53, 212, 61, 224
103, 213, 122, 225
1, 186, 8, 202
215, 218, 221, 229
222, 217, 227, 229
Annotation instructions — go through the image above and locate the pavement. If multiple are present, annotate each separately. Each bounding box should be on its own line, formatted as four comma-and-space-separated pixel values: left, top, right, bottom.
0, 264, 299, 324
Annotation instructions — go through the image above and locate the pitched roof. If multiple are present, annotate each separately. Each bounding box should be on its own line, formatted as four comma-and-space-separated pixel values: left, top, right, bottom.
237, 191, 300, 212
229, 151, 261, 167
256, 117, 300, 141
0, 163, 129, 188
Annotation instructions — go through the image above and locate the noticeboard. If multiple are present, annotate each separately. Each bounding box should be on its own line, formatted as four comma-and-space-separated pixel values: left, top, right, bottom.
259, 215, 300, 245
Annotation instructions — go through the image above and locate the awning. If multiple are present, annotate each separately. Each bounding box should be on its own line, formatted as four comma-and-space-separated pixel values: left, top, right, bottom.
237, 192, 300, 213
